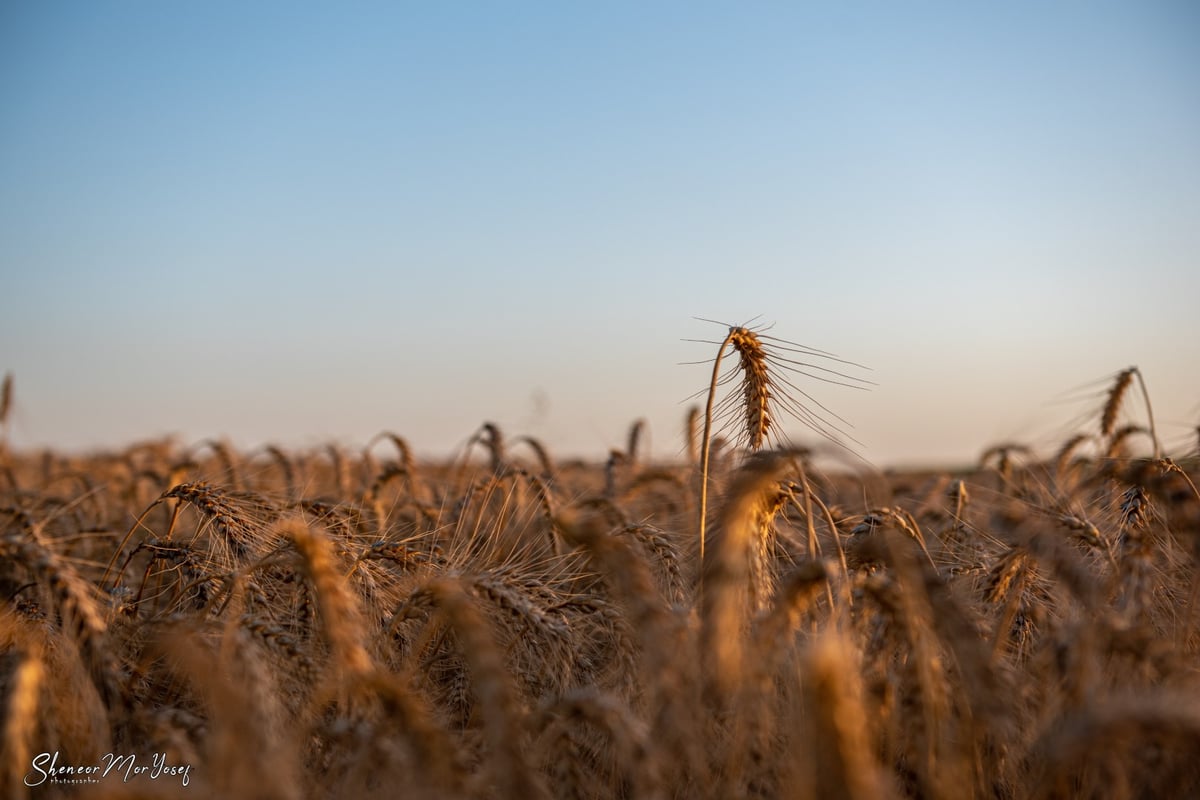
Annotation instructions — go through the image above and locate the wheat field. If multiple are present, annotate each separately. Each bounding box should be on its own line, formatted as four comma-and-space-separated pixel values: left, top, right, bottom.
1, 341, 1199, 799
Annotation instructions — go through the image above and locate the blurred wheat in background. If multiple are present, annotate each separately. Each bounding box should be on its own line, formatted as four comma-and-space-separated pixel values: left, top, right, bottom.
2, 332, 1198, 799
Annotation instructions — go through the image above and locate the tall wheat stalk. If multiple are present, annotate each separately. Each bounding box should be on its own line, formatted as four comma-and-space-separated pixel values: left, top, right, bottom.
699, 327, 771, 561
696, 322, 870, 562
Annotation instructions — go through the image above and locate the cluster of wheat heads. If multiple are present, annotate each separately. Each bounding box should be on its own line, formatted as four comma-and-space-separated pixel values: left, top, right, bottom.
1, 353, 1199, 799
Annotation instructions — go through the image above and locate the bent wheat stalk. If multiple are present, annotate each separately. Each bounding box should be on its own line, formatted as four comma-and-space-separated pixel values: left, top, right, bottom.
695, 322, 871, 563
699, 327, 770, 561
1101, 367, 1160, 458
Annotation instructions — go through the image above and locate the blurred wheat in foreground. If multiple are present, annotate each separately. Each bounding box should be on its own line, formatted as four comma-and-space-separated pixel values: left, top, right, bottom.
1, 356, 1199, 799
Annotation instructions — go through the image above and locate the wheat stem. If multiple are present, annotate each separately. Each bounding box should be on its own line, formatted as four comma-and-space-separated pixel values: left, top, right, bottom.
699, 328, 738, 564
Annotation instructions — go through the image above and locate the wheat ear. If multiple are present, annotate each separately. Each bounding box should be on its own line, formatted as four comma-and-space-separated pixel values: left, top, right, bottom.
1101, 368, 1135, 437
0, 372, 11, 426
1101, 367, 1160, 458
685, 405, 700, 465
701, 451, 792, 700
794, 634, 891, 800
279, 517, 373, 681
422, 578, 549, 799
2, 641, 43, 800
514, 435, 555, 479
627, 418, 647, 466
699, 327, 771, 561
0, 372, 11, 460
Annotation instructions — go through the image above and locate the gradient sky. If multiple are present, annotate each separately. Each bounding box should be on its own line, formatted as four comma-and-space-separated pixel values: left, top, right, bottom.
2, 2, 1198, 466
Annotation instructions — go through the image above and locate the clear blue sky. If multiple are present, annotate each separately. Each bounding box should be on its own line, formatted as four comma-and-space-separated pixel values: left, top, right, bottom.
2, 2, 1197, 465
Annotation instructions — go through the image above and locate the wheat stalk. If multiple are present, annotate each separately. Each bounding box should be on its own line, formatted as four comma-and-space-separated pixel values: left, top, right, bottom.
2, 640, 42, 800
279, 517, 372, 682
1, 508, 125, 711
701, 450, 793, 701
514, 435, 555, 479
698, 327, 767, 561
418, 577, 549, 799
1100, 366, 1160, 458
695, 322, 870, 562
793, 633, 891, 800
0, 372, 12, 461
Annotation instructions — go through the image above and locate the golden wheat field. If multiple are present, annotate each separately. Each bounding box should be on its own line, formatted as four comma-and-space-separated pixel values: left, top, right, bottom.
2, 336, 1199, 800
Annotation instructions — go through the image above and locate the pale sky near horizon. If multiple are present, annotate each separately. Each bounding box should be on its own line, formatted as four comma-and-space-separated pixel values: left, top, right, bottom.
1, 2, 1198, 467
